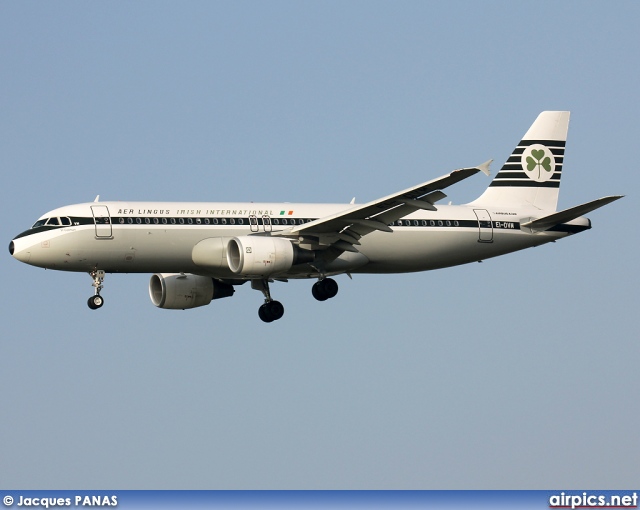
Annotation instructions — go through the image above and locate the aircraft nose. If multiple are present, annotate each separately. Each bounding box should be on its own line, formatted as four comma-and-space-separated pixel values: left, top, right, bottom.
9, 238, 32, 264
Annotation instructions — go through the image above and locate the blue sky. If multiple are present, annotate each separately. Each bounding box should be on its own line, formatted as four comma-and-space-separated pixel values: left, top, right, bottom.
1, 1, 638, 489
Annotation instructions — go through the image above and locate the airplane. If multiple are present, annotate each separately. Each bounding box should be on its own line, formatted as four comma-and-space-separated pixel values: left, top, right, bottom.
9, 111, 622, 322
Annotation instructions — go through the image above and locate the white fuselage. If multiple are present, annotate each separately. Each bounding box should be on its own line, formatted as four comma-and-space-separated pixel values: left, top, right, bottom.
7, 112, 617, 322
10, 200, 586, 279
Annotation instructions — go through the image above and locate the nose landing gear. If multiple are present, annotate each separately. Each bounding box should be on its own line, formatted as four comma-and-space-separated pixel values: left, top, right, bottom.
87, 269, 105, 310
88, 294, 104, 309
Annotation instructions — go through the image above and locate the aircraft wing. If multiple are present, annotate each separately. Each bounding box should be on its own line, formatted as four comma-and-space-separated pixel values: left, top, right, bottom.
273, 161, 492, 252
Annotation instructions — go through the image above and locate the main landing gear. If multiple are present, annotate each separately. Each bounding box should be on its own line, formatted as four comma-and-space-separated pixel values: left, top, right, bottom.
253, 277, 340, 323
259, 300, 285, 323
87, 269, 105, 310
253, 279, 285, 323
312, 277, 339, 301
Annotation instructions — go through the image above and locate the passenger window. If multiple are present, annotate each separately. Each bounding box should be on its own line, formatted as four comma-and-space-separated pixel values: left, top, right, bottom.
162, 218, 168, 224
196, 218, 202, 225
213, 218, 218, 225
438, 220, 443, 226
221, 218, 227, 225
145, 218, 151, 224
170, 218, 176, 224
128, 218, 133, 224
119, 218, 125, 224
229, 218, 235, 225
179, 218, 184, 224
237, 218, 243, 225
136, 218, 142, 224
204, 218, 210, 225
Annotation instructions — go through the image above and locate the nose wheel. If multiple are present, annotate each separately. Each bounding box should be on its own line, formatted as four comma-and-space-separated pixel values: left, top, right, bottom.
87, 269, 105, 310
88, 295, 104, 310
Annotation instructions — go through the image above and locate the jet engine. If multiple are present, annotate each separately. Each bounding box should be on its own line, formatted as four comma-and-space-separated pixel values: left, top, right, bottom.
149, 273, 234, 310
227, 236, 314, 277
191, 237, 232, 271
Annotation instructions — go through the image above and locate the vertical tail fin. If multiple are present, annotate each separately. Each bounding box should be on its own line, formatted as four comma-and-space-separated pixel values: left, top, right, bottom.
470, 111, 570, 211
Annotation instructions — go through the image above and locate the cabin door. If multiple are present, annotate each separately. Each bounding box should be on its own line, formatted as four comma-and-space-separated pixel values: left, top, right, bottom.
91, 205, 113, 238
473, 209, 493, 243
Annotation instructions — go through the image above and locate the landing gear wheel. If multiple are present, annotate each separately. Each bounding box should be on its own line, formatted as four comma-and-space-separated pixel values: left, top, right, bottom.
88, 295, 104, 310
312, 282, 328, 301
258, 303, 272, 323
312, 278, 339, 301
253, 279, 285, 323
268, 300, 284, 320
88, 270, 106, 310
258, 300, 285, 323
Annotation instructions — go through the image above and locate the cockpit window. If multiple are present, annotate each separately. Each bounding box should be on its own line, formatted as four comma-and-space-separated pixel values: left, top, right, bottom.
32, 217, 71, 228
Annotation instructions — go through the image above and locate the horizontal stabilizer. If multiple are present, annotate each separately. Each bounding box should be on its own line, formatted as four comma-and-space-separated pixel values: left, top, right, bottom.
521, 195, 623, 231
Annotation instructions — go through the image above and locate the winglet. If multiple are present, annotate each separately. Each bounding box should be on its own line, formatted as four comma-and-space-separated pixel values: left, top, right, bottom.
477, 159, 492, 176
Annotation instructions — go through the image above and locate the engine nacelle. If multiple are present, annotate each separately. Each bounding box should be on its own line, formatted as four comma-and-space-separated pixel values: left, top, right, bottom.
227, 236, 314, 277
191, 237, 232, 271
149, 273, 234, 310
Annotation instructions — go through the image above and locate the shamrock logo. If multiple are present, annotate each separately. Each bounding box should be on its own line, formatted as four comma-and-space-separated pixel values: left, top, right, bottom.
526, 149, 552, 180
521, 144, 555, 182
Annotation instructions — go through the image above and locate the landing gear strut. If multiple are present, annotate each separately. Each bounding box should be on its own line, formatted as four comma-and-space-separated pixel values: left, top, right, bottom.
312, 277, 338, 301
252, 279, 284, 323
88, 269, 105, 310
